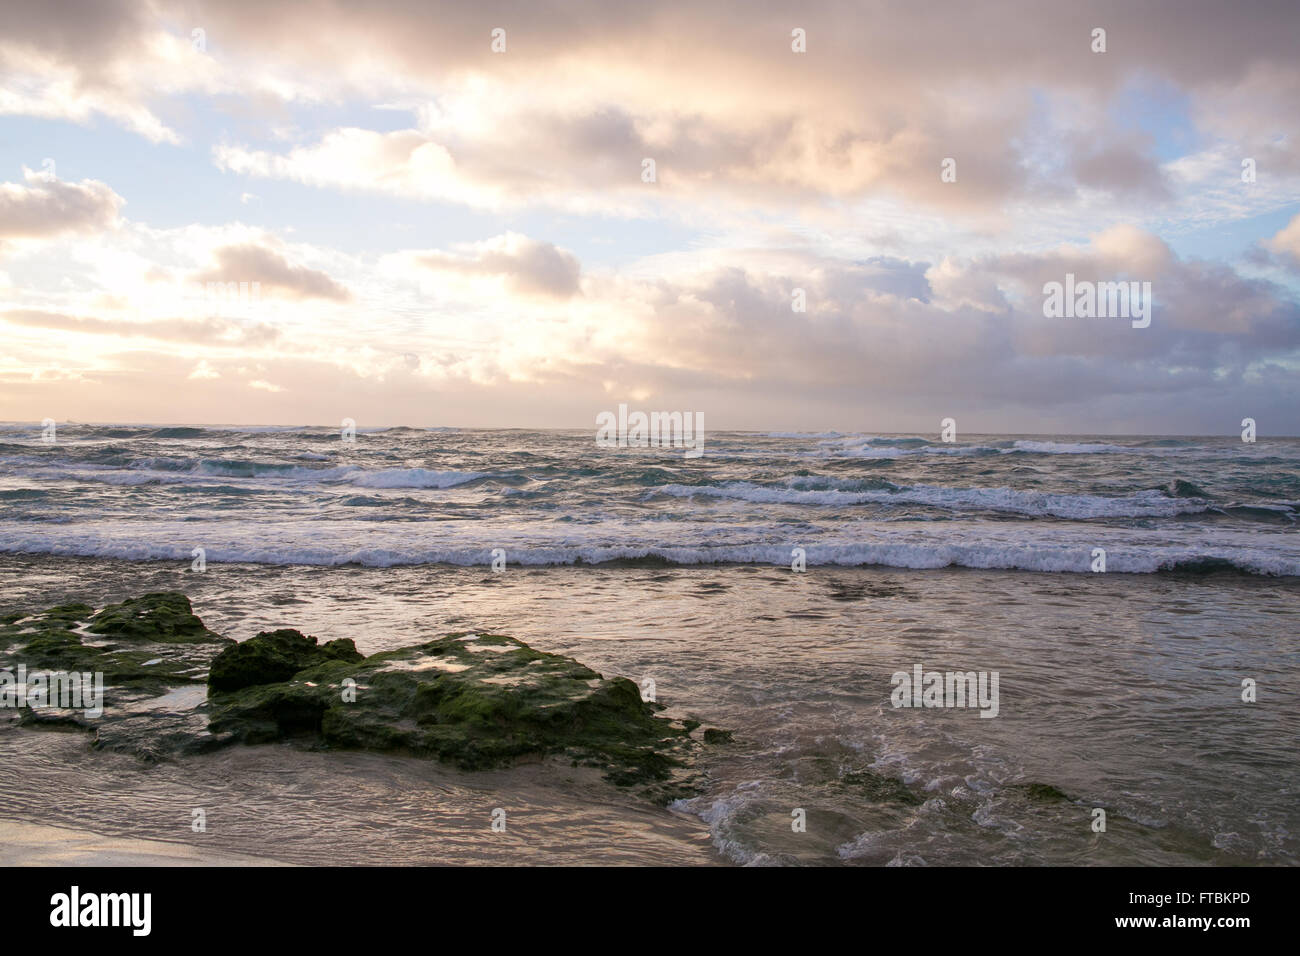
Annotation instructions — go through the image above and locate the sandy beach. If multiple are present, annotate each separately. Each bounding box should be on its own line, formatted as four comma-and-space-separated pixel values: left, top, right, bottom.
0, 818, 292, 867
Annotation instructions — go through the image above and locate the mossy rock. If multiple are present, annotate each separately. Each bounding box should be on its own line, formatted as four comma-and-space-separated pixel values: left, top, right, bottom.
206, 632, 701, 800
207, 628, 363, 692
0, 592, 232, 697
4, 594, 710, 803
86, 592, 218, 643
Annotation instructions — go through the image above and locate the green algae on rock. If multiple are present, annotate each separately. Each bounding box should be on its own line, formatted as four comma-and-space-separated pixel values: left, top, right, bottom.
0, 593, 234, 758
207, 628, 363, 692
205, 630, 701, 801
0, 592, 232, 698
2, 592, 713, 802
85, 593, 225, 644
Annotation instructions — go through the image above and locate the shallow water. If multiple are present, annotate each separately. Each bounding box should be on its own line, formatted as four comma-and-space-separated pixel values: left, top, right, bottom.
1, 555, 1295, 865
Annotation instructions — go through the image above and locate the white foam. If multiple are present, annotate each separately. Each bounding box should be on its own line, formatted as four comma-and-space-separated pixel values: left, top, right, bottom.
0, 519, 1294, 575
652, 480, 1210, 518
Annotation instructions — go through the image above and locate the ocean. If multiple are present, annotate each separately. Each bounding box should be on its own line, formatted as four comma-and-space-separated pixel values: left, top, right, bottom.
1, 424, 1297, 864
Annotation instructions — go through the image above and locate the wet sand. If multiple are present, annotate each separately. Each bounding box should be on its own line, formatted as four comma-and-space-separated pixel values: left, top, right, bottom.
0, 818, 293, 866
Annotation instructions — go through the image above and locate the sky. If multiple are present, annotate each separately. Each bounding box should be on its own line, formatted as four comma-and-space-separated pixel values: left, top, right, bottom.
1, 0, 1298, 434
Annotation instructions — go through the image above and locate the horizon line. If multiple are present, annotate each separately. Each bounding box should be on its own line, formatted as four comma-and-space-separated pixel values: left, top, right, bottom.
5, 421, 1296, 439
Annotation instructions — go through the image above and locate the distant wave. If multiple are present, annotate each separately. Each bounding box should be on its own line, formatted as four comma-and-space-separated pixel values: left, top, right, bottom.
0, 422, 460, 436
147, 426, 208, 439
187, 425, 309, 434
2, 459, 491, 490
1009, 440, 1134, 454
811, 436, 1182, 458
765, 431, 848, 439
815, 443, 997, 459
651, 480, 1211, 519
347, 468, 489, 489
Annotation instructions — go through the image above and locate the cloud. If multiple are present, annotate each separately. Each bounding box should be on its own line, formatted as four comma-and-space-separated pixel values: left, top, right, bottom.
3, 1, 1298, 432
211, 102, 1035, 216
0, 0, 1294, 226
185, 0, 1300, 217
1, 309, 280, 345
214, 129, 467, 201
0, 0, 192, 142
536, 228, 1300, 419
1262, 212, 1300, 269
0, 170, 123, 240
192, 243, 351, 302
1072, 144, 1173, 201
415, 233, 581, 299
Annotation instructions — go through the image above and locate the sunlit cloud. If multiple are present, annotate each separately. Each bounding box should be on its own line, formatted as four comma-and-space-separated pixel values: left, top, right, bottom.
0, 169, 123, 241
0, 0, 1296, 431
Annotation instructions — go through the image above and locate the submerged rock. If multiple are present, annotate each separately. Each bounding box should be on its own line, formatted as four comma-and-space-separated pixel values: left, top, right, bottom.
1, 593, 711, 802
1010, 782, 1074, 803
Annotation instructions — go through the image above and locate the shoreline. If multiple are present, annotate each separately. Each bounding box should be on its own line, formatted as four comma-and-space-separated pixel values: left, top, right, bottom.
0, 550, 1294, 578
0, 818, 293, 867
